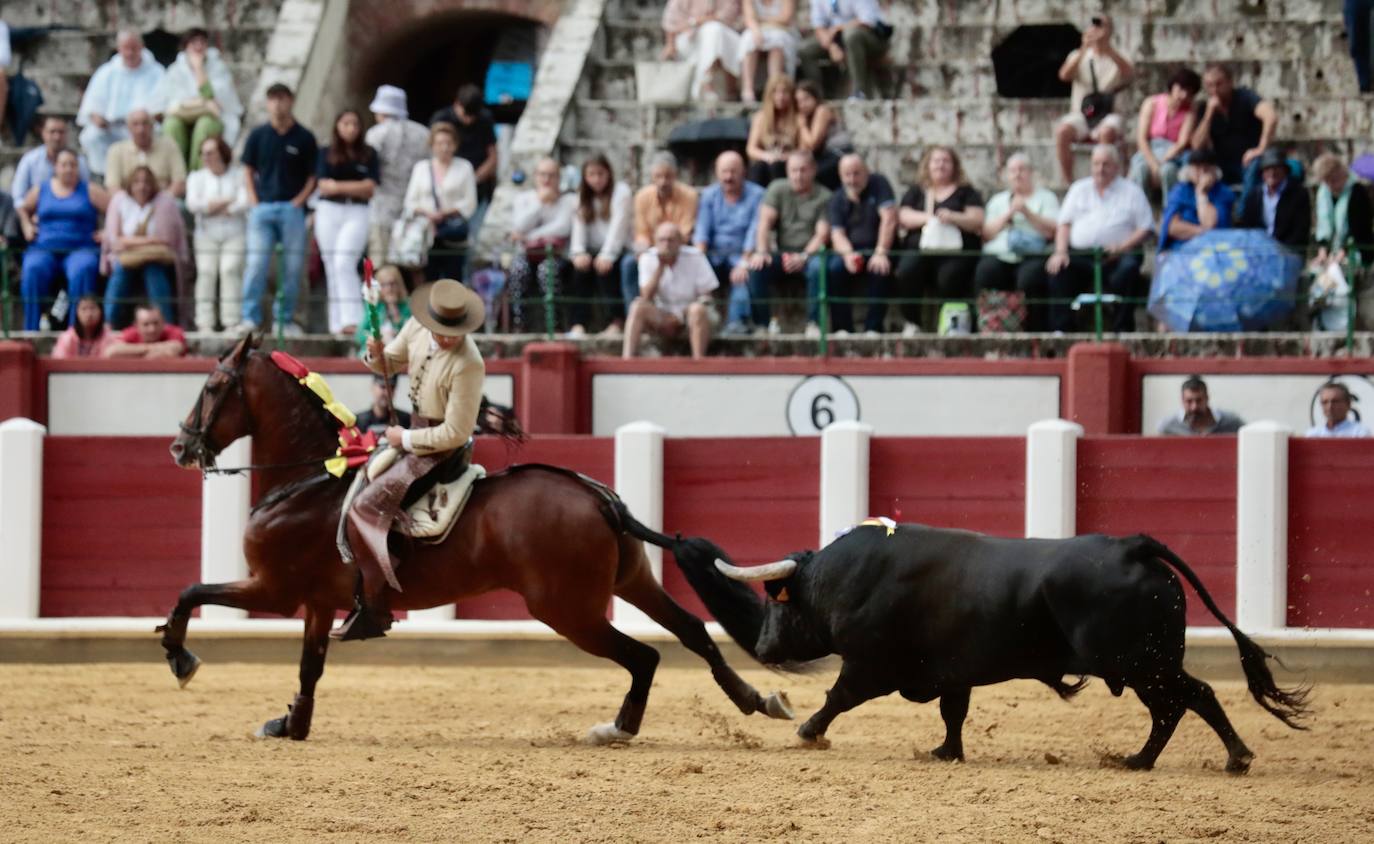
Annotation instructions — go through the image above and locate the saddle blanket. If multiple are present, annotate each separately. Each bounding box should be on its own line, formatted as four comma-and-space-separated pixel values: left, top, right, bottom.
402, 462, 486, 541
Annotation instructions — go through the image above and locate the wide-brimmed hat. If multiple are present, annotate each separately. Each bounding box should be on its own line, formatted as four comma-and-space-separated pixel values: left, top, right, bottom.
411, 279, 485, 337
369, 84, 409, 119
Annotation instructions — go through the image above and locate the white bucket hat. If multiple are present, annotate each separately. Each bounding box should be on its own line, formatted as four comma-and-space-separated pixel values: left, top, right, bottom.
369, 84, 409, 120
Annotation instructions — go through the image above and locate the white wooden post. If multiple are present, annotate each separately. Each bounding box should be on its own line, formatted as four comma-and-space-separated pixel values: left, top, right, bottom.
0, 418, 45, 619
820, 421, 872, 547
1025, 419, 1083, 539
199, 436, 252, 620
614, 421, 665, 627
1236, 421, 1290, 631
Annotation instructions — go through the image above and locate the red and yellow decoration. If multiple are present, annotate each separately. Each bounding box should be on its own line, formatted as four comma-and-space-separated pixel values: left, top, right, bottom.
271, 350, 379, 477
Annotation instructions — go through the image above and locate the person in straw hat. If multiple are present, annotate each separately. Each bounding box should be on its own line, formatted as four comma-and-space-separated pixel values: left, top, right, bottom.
337, 278, 486, 640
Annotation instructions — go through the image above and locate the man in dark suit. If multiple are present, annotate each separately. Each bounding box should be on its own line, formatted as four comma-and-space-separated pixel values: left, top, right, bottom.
1237, 147, 1311, 250
354, 374, 410, 435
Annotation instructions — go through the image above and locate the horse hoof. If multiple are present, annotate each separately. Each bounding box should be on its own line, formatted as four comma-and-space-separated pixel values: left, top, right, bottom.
254, 715, 289, 739
795, 733, 830, 750
1225, 753, 1254, 775
763, 691, 794, 721
583, 722, 633, 746
929, 745, 964, 762
167, 650, 201, 689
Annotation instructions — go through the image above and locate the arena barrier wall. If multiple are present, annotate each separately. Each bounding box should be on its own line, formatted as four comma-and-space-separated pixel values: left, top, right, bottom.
2, 418, 1372, 639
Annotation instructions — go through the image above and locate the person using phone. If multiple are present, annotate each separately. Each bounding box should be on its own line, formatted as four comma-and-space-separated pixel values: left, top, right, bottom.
1052, 13, 1135, 185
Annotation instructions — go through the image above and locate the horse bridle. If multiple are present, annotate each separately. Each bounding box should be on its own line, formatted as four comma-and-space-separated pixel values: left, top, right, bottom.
178, 351, 252, 471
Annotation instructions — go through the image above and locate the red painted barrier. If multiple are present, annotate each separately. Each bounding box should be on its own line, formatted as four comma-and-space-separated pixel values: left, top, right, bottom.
661, 438, 820, 617
1287, 441, 1374, 629
1078, 437, 1237, 626
868, 438, 1025, 537
42, 437, 201, 616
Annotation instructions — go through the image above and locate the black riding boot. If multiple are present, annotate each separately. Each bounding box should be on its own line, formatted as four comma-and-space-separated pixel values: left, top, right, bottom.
332, 571, 393, 641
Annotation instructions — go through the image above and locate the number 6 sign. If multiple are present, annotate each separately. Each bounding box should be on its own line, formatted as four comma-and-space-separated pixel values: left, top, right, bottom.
786, 375, 861, 434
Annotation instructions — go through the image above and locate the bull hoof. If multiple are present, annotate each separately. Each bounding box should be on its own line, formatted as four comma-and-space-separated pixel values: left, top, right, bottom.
929, 744, 964, 762
1121, 753, 1154, 771
795, 732, 831, 750
762, 691, 794, 720
254, 714, 290, 739
583, 722, 634, 746
167, 649, 201, 689
1225, 753, 1254, 775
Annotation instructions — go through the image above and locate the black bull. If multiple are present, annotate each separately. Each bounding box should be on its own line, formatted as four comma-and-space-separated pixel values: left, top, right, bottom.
625, 519, 1310, 774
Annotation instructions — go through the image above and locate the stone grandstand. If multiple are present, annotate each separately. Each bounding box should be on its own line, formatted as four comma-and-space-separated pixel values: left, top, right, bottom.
3, 0, 1372, 357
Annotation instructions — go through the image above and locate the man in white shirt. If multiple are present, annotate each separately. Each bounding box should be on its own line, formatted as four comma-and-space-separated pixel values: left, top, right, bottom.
1306, 381, 1371, 438
1046, 144, 1154, 332
623, 222, 719, 359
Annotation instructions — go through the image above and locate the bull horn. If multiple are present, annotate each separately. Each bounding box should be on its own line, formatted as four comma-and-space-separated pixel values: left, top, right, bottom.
714, 558, 797, 582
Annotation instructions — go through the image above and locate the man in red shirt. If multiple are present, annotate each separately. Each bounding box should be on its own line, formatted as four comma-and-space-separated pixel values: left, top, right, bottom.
104, 302, 188, 358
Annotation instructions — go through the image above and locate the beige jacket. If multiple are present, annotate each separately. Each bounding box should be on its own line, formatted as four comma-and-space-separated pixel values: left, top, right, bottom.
364, 317, 485, 455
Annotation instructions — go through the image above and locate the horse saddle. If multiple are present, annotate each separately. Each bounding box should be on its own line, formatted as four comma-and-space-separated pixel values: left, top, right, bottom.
399, 462, 486, 542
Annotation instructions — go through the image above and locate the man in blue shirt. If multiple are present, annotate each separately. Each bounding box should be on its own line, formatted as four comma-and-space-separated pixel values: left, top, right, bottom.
797, 0, 892, 100
11, 118, 91, 207
693, 151, 765, 335
235, 83, 318, 336
1307, 381, 1371, 438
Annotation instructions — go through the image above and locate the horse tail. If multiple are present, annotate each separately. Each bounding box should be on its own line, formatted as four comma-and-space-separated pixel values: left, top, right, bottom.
1140, 536, 1311, 729
610, 499, 766, 660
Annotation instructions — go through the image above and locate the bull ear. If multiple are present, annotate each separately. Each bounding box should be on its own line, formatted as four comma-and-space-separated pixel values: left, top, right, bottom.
715, 558, 797, 582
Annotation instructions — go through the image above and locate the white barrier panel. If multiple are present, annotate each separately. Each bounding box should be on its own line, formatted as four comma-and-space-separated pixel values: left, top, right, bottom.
200, 437, 253, 620
820, 421, 872, 546
0, 419, 46, 619
1025, 419, 1083, 539
1236, 421, 1291, 631
613, 421, 665, 627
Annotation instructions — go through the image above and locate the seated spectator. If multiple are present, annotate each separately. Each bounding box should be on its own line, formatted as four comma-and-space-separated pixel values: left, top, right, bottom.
104, 301, 188, 358
1159, 149, 1235, 252
11, 117, 91, 206
76, 30, 165, 179
662, 0, 744, 101
51, 295, 116, 359
746, 149, 831, 335
895, 145, 985, 335
1237, 148, 1311, 251
186, 136, 248, 332
365, 85, 431, 266
617, 152, 699, 332
746, 74, 801, 186
429, 84, 498, 236
354, 374, 411, 435
569, 154, 633, 337
794, 80, 849, 190
1046, 145, 1154, 333
17, 149, 108, 330
354, 264, 411, 350
797, 0, 891, 100
695, 151, 765, 334
1128, 68, 1201, 201
403, 122, 476, 282
825, 153, 897, 334
1311, 152, 1374, 265
150, 27, 243, 170
315, 109, 379, 336
739, 0, 799, 103
1054, 14, 1134, 185
105, 108, 188, 198
974, 153, 1060, 332
1190, 64, 1277, 213
1307, 381, 1370, 438
1158, 376, 1243, 435
102, 166, 189, 328
508, 156, 577, 329
624, 222, 718, 359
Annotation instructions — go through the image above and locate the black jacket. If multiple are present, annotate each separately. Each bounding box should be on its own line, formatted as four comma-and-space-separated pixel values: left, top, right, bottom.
1316, 183, 1374, 263
1238, 180, 1312, 250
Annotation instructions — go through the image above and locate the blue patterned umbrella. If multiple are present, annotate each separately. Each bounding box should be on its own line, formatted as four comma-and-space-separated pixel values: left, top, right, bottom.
1149, 229, 1302, 332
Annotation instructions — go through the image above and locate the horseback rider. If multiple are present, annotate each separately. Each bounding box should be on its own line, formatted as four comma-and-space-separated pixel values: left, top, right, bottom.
334, 278, 486, 640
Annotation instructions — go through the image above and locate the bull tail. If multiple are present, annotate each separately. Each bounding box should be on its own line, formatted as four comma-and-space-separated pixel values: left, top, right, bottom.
1141, 537, 1311, 730
609, 500, 767, 660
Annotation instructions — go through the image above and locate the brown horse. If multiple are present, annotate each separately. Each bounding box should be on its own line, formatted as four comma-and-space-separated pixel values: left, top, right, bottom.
160, 335, 791, 741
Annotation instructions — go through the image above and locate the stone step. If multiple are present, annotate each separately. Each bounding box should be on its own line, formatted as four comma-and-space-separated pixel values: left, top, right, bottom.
12, 28, 276, 74
1, 0, 281, 30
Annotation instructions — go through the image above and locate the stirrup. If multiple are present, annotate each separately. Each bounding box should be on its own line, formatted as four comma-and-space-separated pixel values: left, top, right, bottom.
330, 606, 392, 641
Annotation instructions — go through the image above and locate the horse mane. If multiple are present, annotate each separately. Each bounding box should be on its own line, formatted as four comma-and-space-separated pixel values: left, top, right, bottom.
249, 349, 349, 450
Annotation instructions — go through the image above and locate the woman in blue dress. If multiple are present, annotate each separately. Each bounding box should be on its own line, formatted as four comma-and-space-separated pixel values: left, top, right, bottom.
17, 148, 110, 329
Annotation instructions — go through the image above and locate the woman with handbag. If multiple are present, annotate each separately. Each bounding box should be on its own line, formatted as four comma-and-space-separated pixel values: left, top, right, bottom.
895, 146, 984, 335
1053, 14, 1134, 185
151, 28, 243, 170
102, 166, 189, 328
17, 148, 109, 330
315, 109, 379, 336
401, 123, 477, 283
186, 135, 249, 332
974, 154, 1061, 333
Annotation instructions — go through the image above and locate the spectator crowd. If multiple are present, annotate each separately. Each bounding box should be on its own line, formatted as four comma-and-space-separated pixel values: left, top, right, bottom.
3, 10, 1374, 362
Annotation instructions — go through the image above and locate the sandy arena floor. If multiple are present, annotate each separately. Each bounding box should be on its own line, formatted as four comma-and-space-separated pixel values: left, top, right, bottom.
2, 658, 1371, 842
